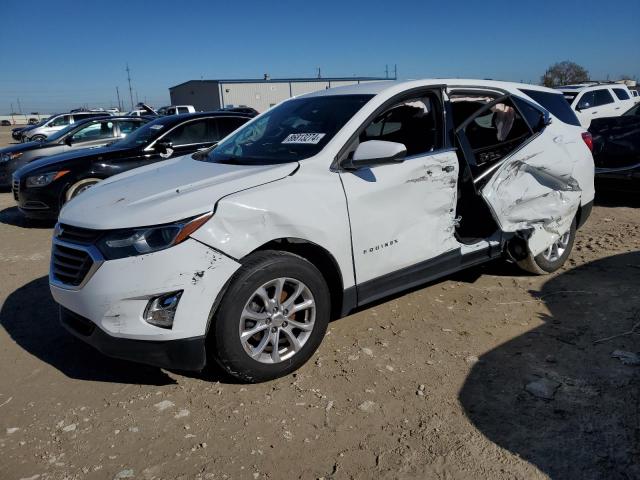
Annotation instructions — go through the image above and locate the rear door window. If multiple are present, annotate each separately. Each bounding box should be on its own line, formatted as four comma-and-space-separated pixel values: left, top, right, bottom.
453, 95, 533, 174
593, 89, 614, 106
117, 120, 144, 136
177, 107, 190, 114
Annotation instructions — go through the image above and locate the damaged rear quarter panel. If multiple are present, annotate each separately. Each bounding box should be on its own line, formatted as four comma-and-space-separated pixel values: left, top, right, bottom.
191, 162, 355, 288
481, 123, 591, 256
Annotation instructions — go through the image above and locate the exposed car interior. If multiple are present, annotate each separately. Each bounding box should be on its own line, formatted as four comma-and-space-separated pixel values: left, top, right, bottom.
449, 91, 536, 243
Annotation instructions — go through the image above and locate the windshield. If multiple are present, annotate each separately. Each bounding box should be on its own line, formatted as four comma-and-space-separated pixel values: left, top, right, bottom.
111, 118, 170, 148
205, 95, 373, 165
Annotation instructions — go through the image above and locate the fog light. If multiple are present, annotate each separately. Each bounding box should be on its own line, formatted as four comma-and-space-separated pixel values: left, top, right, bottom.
144, 291, 183, 329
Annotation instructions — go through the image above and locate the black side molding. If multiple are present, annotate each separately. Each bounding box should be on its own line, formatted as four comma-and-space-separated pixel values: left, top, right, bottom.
355, 245, 502, 308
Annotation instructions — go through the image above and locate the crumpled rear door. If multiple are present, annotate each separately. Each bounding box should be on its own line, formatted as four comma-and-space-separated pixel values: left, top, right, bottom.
480, 156, 581, 256
452, 91, 582, 256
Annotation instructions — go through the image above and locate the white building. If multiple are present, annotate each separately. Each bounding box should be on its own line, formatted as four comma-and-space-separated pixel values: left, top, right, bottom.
169, 76, 392, 113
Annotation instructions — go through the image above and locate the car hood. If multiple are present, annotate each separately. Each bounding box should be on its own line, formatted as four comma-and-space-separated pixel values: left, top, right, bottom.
15, 146, 129, 177
0, 141, 44, 155
59, 155, 299, 230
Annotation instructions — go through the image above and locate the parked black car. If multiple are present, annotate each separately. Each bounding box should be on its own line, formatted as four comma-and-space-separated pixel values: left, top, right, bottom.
0, 116, 150, 188
12, 112, 251, 219
590, 103, 640, 184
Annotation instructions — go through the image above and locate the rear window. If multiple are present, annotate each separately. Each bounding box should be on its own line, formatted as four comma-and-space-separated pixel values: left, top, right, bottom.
520, 89, 581, 127
612, 88, 630, 100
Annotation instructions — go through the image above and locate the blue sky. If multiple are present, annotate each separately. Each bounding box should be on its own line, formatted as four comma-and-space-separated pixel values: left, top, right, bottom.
1, 0, 638, 113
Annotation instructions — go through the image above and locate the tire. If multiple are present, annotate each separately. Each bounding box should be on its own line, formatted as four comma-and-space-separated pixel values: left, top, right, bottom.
209, 250, 330, 383
517, 218, 576, 274
31, 135, 46, 142
64, 178, 101, 203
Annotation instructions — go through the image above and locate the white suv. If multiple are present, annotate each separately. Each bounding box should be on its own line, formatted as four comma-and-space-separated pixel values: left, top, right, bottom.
559, 83, 636, 127
50, 79, 595, 382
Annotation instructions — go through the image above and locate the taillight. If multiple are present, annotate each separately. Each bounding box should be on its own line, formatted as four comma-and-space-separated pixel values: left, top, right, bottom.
581, 132, 593, 152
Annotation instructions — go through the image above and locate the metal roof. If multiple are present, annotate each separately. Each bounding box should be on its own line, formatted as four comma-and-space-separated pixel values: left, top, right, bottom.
169, 77, 392, 90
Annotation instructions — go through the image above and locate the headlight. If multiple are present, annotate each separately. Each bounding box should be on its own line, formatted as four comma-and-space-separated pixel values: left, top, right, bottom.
97, 212, 213, 260
26, 170, 70, 187
0, 152, 21, 163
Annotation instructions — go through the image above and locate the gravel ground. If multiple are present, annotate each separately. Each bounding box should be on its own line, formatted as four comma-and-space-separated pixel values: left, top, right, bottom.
0, 126, 638, 480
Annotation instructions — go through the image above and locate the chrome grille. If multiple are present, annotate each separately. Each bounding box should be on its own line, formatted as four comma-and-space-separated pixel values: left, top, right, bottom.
57, 224, 103, 245
51, 243, 94, 287
12, 178, 19, 201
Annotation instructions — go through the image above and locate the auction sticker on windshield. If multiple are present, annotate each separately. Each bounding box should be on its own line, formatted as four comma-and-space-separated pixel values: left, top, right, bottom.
282, 133, 326, 144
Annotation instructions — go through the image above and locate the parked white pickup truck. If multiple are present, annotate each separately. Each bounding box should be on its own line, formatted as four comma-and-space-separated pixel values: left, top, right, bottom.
558, 83, 636, 127
50, 79, 595, 382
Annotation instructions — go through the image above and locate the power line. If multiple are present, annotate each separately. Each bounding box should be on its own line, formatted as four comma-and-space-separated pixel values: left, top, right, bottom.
126, 63, 134, 110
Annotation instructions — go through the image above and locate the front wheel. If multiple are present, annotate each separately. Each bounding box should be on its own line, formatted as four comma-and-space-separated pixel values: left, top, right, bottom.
517, 218, 576, 274
31, 135, 46, 142
64, 177, 101, 203
209, 250, 330, 383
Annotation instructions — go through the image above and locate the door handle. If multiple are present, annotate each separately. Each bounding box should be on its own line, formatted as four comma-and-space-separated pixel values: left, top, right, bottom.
442, 165, 455, 173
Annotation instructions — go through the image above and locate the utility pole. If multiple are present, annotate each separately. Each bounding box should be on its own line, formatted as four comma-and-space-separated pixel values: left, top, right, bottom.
317, 67, 321, 79
116, 86, 122, 112
385, 64, 389, 79
394, 64, 397, 79
10, 103, 15, 125
126, 63, 134, 110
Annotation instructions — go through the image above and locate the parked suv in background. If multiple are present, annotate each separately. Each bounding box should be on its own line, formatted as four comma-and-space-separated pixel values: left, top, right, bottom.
0, 116, 149, 187
158, 105, 196, 115
22, 112, 111, 142
13, 112, 250, 218
559, 83, 636, 127
48, 80, 595, 382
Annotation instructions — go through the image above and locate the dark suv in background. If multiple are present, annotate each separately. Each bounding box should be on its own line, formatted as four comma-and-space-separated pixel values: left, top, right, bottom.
13, 112, 251, 219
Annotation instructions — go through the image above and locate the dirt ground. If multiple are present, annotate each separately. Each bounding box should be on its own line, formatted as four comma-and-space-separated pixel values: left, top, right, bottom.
0, 125, 638, 480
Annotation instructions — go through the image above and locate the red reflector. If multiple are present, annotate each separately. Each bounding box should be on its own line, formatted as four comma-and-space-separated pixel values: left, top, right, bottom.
581, 132, 593, 152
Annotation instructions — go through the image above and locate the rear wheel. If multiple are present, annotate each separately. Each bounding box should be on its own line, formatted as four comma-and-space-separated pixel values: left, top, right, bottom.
64, 178, 101, 203
517, 218, 576, 274
209, 250, 330, 383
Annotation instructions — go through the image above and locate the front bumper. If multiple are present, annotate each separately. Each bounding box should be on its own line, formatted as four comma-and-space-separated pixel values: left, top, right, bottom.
60, 307, 207, 370
12, 175, 61, 219
50, 237, 241, 369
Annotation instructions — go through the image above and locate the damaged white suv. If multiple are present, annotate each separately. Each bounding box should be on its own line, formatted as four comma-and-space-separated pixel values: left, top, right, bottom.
50, 80, 595, 382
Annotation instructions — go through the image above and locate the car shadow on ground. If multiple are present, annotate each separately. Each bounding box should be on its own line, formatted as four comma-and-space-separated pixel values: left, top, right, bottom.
0, 206, 56, 229
459, 251, 640, 480
0, 276, 181, 385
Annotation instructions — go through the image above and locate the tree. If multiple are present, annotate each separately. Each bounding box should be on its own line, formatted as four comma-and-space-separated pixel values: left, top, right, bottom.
541, 61, 589, 87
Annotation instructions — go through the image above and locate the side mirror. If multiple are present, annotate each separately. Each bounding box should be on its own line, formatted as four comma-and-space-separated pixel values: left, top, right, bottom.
155, 140, 173, 154
341, 140, 407, 170
191, 142, 218, 160
64, 136, 74, 146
